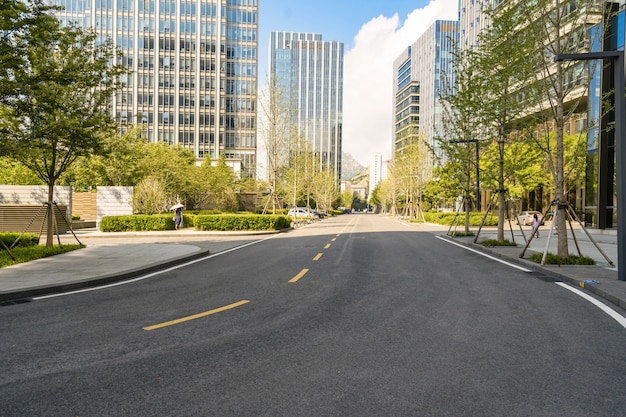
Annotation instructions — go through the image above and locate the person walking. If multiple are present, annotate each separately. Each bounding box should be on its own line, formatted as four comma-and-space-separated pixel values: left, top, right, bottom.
174, 206, 183, 230
532, 213, 540, 238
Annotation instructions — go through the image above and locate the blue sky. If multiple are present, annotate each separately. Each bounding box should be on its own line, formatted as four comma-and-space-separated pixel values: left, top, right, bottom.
257, 0, 459, 167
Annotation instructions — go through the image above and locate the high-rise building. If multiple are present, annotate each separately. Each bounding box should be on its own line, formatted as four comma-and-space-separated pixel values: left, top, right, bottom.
268, 32, 344, 178
52, 0, 258, 178
392, 20, 457, 161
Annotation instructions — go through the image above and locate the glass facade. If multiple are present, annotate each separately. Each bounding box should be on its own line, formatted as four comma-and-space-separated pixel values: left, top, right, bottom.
586, 6, 625, 228
53, 0, 258, 178
393, 20, 458, 162
269, 32, 344, 178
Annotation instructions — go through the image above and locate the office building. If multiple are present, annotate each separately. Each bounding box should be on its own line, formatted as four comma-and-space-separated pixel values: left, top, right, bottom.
268, 32, 344, 178
393, 20, 457, 162
53, 0, 258, 178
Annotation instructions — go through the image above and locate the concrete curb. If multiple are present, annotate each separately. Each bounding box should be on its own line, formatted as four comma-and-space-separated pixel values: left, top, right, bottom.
0, 248, 211, 302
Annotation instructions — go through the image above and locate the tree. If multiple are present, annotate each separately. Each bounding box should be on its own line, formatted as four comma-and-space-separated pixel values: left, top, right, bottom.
258, 76, 292, 213
438, 45, 486, 232
0, 3, 125, 245
393, 128, 431, 220
473, 2, 539, 241
518, 0, 606, 257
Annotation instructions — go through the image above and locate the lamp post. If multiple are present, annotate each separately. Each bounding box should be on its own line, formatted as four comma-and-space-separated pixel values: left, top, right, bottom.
554, 51, 625, 281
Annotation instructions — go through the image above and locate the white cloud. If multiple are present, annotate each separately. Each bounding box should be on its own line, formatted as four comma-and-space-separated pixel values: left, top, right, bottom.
343, 0, 458, 166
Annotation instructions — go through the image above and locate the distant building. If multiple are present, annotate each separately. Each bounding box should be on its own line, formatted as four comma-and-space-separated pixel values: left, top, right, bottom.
392, 20, 457, 164
368, 153, 382, 201
269, 32, 344, 178
52, 0, 259, 178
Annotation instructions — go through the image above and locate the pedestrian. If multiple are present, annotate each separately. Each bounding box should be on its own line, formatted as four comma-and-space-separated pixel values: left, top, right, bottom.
532, 213, 540, 238
174, 206, 183, 230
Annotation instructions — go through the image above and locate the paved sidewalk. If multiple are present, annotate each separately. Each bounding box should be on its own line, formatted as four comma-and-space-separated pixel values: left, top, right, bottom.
1, 223, 625, 312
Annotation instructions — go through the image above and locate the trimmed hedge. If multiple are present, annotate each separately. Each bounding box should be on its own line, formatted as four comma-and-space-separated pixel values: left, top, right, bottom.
422, 211, 499, 227
100, 213, 196, 232
0, 232, 40, 248
195, 214, 291, 231
99, 213, 289, 232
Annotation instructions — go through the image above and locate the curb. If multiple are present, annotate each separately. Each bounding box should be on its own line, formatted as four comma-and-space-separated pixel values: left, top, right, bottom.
0, 248, 211, 303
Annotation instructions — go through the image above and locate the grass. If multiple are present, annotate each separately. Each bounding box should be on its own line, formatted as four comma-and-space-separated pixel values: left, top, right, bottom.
529, 252, 595, 265
448, 231, 475, 237
480, 239, 517, 247
0, 245, 84, 268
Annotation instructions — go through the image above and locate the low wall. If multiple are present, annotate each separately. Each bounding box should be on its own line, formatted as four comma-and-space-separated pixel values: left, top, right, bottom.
96, 186, 133, 229
0, 204, 70, 234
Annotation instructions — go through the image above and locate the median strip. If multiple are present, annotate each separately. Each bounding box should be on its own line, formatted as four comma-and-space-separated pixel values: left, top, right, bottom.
143, 300, 250, 331
289, 268, 309, 283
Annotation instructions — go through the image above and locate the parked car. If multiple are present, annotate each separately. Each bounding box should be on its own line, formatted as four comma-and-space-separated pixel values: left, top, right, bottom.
288, 207, 315, 218
517, 210, 543, 226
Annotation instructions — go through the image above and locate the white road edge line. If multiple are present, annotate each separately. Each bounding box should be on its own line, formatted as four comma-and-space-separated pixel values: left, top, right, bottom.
555, 282, 626, 330
33, 235, 279, 300
435, 235, 533, 273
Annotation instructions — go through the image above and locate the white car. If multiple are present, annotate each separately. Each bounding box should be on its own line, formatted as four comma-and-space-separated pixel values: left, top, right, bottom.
288, 207, 314, 218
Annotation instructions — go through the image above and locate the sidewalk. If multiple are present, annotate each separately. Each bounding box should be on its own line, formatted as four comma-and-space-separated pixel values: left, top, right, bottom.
1, 224, 625, 312
0, 228, 275, 303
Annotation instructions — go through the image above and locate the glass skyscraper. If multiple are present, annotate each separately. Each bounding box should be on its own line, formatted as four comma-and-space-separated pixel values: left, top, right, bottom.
52, 0, 258, 178
393, 20, 458, 161
268, 32, 344, 178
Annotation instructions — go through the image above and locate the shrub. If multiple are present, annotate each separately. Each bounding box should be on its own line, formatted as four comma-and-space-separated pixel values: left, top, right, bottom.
195, 214, 291, 231
423, 211, 498, 227
100, 214, 194, 231
0, 232, 40, 248
481, 239, 517, 247
529, 253, 595, 265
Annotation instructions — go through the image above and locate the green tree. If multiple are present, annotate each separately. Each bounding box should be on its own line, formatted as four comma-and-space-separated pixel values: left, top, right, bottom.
473, 1, 538, 241
0, 4, 125, 245
518, 0, 606, 256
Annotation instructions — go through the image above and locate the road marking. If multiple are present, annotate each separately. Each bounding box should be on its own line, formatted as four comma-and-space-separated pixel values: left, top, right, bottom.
143, 300, 250, 331
331, 238, 337, 242
313, 253, 323, 261
33, 235, 279, 300
289, 268, 309, 283
555, 283, 626, 330
324, 244, 331, 249
435, 235, 533, 272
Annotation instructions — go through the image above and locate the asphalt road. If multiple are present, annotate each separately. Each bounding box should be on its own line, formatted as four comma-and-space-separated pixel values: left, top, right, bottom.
2, 214, 626, 416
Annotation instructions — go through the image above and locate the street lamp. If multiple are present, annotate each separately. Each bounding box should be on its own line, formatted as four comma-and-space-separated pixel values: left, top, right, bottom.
554, 51, 625, 281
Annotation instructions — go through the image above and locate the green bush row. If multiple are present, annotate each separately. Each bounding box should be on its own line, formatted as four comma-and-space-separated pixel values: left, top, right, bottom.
99, 213, 195, 232
422, 211, 499, 227
195, 214, 291, 231
99, 213, 290, 232
0, 232, 40, 248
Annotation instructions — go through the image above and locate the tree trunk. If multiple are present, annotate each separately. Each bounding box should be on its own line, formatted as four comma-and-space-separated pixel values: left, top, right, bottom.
556, 99, 569, 257
497, 135, 505, 241
46, 182, 55, 247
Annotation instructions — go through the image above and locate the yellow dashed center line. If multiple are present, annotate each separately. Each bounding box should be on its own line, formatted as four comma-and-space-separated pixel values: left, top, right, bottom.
331, 238, 337, 242
313, 253, 323, 261
143, 300, 250, 331
289, 268, 309, 283
324, 244, 331, 249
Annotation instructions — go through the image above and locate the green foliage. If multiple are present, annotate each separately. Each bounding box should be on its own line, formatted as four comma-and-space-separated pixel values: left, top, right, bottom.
0, 232, 40, 248
99, 214, 189, 232
529, 253, 595, 265
0, 244, 83, 268
195, 214, 291, 231
133, 176, 169, 215
481, 239, 517, 247
422, 211, 498, 227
